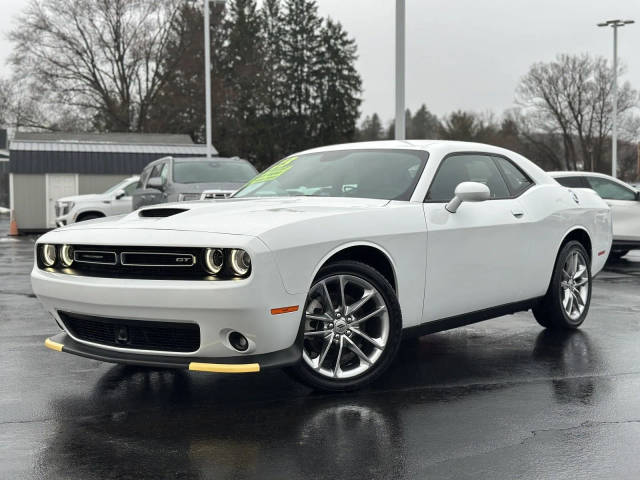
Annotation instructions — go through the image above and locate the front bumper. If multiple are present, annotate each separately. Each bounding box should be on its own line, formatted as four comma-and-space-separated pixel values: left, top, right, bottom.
44, 331, 302, 372
31, 230, 307, 365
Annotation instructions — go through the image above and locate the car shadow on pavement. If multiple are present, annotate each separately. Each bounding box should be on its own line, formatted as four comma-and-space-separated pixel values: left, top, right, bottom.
35, 328, 600, 479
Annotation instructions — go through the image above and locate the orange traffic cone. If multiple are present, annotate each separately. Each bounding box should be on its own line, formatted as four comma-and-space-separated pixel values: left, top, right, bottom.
8, 210, 19, 236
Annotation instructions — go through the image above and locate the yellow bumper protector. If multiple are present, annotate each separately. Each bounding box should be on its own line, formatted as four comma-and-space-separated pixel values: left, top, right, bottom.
44, 338, 63, 352
189, 362, 260, 373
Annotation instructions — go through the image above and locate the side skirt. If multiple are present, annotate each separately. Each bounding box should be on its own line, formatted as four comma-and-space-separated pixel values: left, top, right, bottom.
402, 297, 542, 339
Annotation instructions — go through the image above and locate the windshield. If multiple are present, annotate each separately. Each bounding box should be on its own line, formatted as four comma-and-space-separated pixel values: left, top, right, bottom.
233, 149, 427, 200
173, 160, 257, 184
103, 178, 135, 195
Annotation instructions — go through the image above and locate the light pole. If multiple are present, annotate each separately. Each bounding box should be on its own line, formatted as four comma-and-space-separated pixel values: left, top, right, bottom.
204, 0, 226, 161
395, 0, 405, 140
597, 19, 634, 178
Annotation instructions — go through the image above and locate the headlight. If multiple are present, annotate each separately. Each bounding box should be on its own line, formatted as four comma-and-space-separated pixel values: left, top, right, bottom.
60, 245, 74, 267
56, 201, 75, 216
229, 249, 251, 277
204, 248, 224, 274
41, 244, 57, 267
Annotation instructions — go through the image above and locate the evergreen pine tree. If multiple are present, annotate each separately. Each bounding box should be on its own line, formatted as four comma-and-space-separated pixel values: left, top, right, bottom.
408, 104, 440, 139
279, 0, 323, 152
218, 0, 265, 162
257, 0, 285, 166
358, 113, 384, 141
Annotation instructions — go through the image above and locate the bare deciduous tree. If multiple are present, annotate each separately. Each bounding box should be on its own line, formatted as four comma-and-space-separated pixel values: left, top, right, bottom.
10, 0, 183, 132
516, 53, 638, 172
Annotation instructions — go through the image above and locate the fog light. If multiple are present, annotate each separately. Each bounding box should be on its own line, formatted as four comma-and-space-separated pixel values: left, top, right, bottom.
204, 248, 224, 274
60, 245, 74, 267
229, 249, 251, 277
42, 244, 57, 267
228, 331, 249, 352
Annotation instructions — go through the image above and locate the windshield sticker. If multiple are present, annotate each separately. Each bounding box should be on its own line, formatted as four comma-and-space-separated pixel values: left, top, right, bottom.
248, 156, 297, 184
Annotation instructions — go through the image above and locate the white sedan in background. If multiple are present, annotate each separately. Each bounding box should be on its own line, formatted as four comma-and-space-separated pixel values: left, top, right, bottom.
34, 141, 611, 391
551, 171, 640, 259
55, 176, 139, 226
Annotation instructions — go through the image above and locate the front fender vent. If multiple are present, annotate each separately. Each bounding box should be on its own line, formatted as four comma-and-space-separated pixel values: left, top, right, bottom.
139, 208, 188, 218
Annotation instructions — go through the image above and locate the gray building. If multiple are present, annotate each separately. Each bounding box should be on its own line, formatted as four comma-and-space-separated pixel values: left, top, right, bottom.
9, 132, 212, 232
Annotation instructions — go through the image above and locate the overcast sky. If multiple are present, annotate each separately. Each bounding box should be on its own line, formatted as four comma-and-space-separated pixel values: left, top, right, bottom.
1, 0, 639, 125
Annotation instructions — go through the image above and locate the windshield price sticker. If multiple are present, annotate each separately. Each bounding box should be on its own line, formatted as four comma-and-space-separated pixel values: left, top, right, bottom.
249, 156, 297, 184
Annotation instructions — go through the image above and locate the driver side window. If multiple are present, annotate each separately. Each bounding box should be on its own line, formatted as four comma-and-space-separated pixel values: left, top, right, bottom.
146, 164, 163, 187
426, 154, 510, 202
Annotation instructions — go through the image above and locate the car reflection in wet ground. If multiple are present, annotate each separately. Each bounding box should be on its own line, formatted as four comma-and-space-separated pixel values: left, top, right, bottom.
1, 216, 640, 479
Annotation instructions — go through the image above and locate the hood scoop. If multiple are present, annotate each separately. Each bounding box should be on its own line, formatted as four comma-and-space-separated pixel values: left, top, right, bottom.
139, 208, 189, 218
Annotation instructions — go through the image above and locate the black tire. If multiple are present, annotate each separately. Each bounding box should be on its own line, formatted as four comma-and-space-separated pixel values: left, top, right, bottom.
532, 240, 592, 329
288, 260, 402, 391
76, 212, 104, 222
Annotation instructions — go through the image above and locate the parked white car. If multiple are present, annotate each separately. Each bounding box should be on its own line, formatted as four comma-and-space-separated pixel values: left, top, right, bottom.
34, 141, 611, 391
55, 176, 139, 226
550, 171, 640, 259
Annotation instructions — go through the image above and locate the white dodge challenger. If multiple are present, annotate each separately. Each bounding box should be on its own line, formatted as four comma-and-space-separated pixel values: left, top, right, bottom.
33, 141, 612, 391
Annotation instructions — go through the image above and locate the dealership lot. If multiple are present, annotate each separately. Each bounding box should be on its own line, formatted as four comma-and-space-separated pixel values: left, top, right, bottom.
2, 215, 640, 479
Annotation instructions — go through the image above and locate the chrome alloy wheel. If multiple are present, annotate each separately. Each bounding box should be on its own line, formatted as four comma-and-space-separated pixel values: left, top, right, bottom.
560, 250, 589, 321
302, 274, 390, 379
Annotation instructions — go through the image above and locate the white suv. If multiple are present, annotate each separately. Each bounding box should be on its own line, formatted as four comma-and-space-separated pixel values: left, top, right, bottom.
550, 171, 640, 259
55, 176, 139, 226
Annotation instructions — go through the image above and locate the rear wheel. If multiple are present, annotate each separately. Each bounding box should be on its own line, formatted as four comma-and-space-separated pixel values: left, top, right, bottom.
289, 260, 402, 391
533, 241, 591, 329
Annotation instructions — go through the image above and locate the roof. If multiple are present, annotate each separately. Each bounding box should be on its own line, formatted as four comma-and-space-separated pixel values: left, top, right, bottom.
10, 132, 215, 156
13, 132, 195, 145
10, 141, 211, 156
548, 171, 613, 178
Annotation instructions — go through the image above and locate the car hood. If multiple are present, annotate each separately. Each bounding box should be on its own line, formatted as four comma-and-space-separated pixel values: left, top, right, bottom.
58, 197, 390, 237
57, 193, 108, 203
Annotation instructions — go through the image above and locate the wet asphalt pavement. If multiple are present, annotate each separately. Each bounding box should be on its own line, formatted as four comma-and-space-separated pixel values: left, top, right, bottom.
1, 214, 640, 479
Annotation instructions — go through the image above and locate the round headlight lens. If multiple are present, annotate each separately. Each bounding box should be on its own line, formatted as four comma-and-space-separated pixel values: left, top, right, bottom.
229, 249, 251, 277
204, 248, 224, 275
42, 244, 57, 267
60, 245, 74, 267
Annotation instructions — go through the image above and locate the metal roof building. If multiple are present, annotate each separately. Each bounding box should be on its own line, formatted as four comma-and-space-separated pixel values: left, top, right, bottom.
9, 132, 212, 232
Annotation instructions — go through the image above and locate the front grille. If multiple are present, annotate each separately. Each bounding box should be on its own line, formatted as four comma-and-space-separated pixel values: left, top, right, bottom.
60, 245, 211, 280
54, 204, 61, 217
59, 311, 200, 353
202, 191, 232, 200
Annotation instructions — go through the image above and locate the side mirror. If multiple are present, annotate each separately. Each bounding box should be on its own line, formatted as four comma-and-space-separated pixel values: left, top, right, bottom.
147, 177, 163, 190
114, 189, 126, 200
445, 181, 490, 213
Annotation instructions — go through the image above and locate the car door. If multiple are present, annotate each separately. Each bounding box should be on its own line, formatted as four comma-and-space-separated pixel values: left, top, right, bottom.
584, 175, 640, 241
422, 153, 534, 322
134, 162, 167, 209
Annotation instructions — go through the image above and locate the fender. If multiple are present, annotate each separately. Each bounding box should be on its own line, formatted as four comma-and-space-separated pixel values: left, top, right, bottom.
73, 208, 107, 221
308, 240, 399, 292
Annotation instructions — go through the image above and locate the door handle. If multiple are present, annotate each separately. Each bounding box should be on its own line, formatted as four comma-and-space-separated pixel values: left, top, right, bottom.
511, 209, 525, 218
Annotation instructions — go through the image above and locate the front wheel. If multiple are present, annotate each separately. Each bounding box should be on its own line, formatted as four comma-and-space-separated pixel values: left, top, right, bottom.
288, 260, 402, 391
533, 241, 591, 329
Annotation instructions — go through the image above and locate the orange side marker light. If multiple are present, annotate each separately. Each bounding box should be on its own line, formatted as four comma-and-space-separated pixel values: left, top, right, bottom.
270, 305, 299, 315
